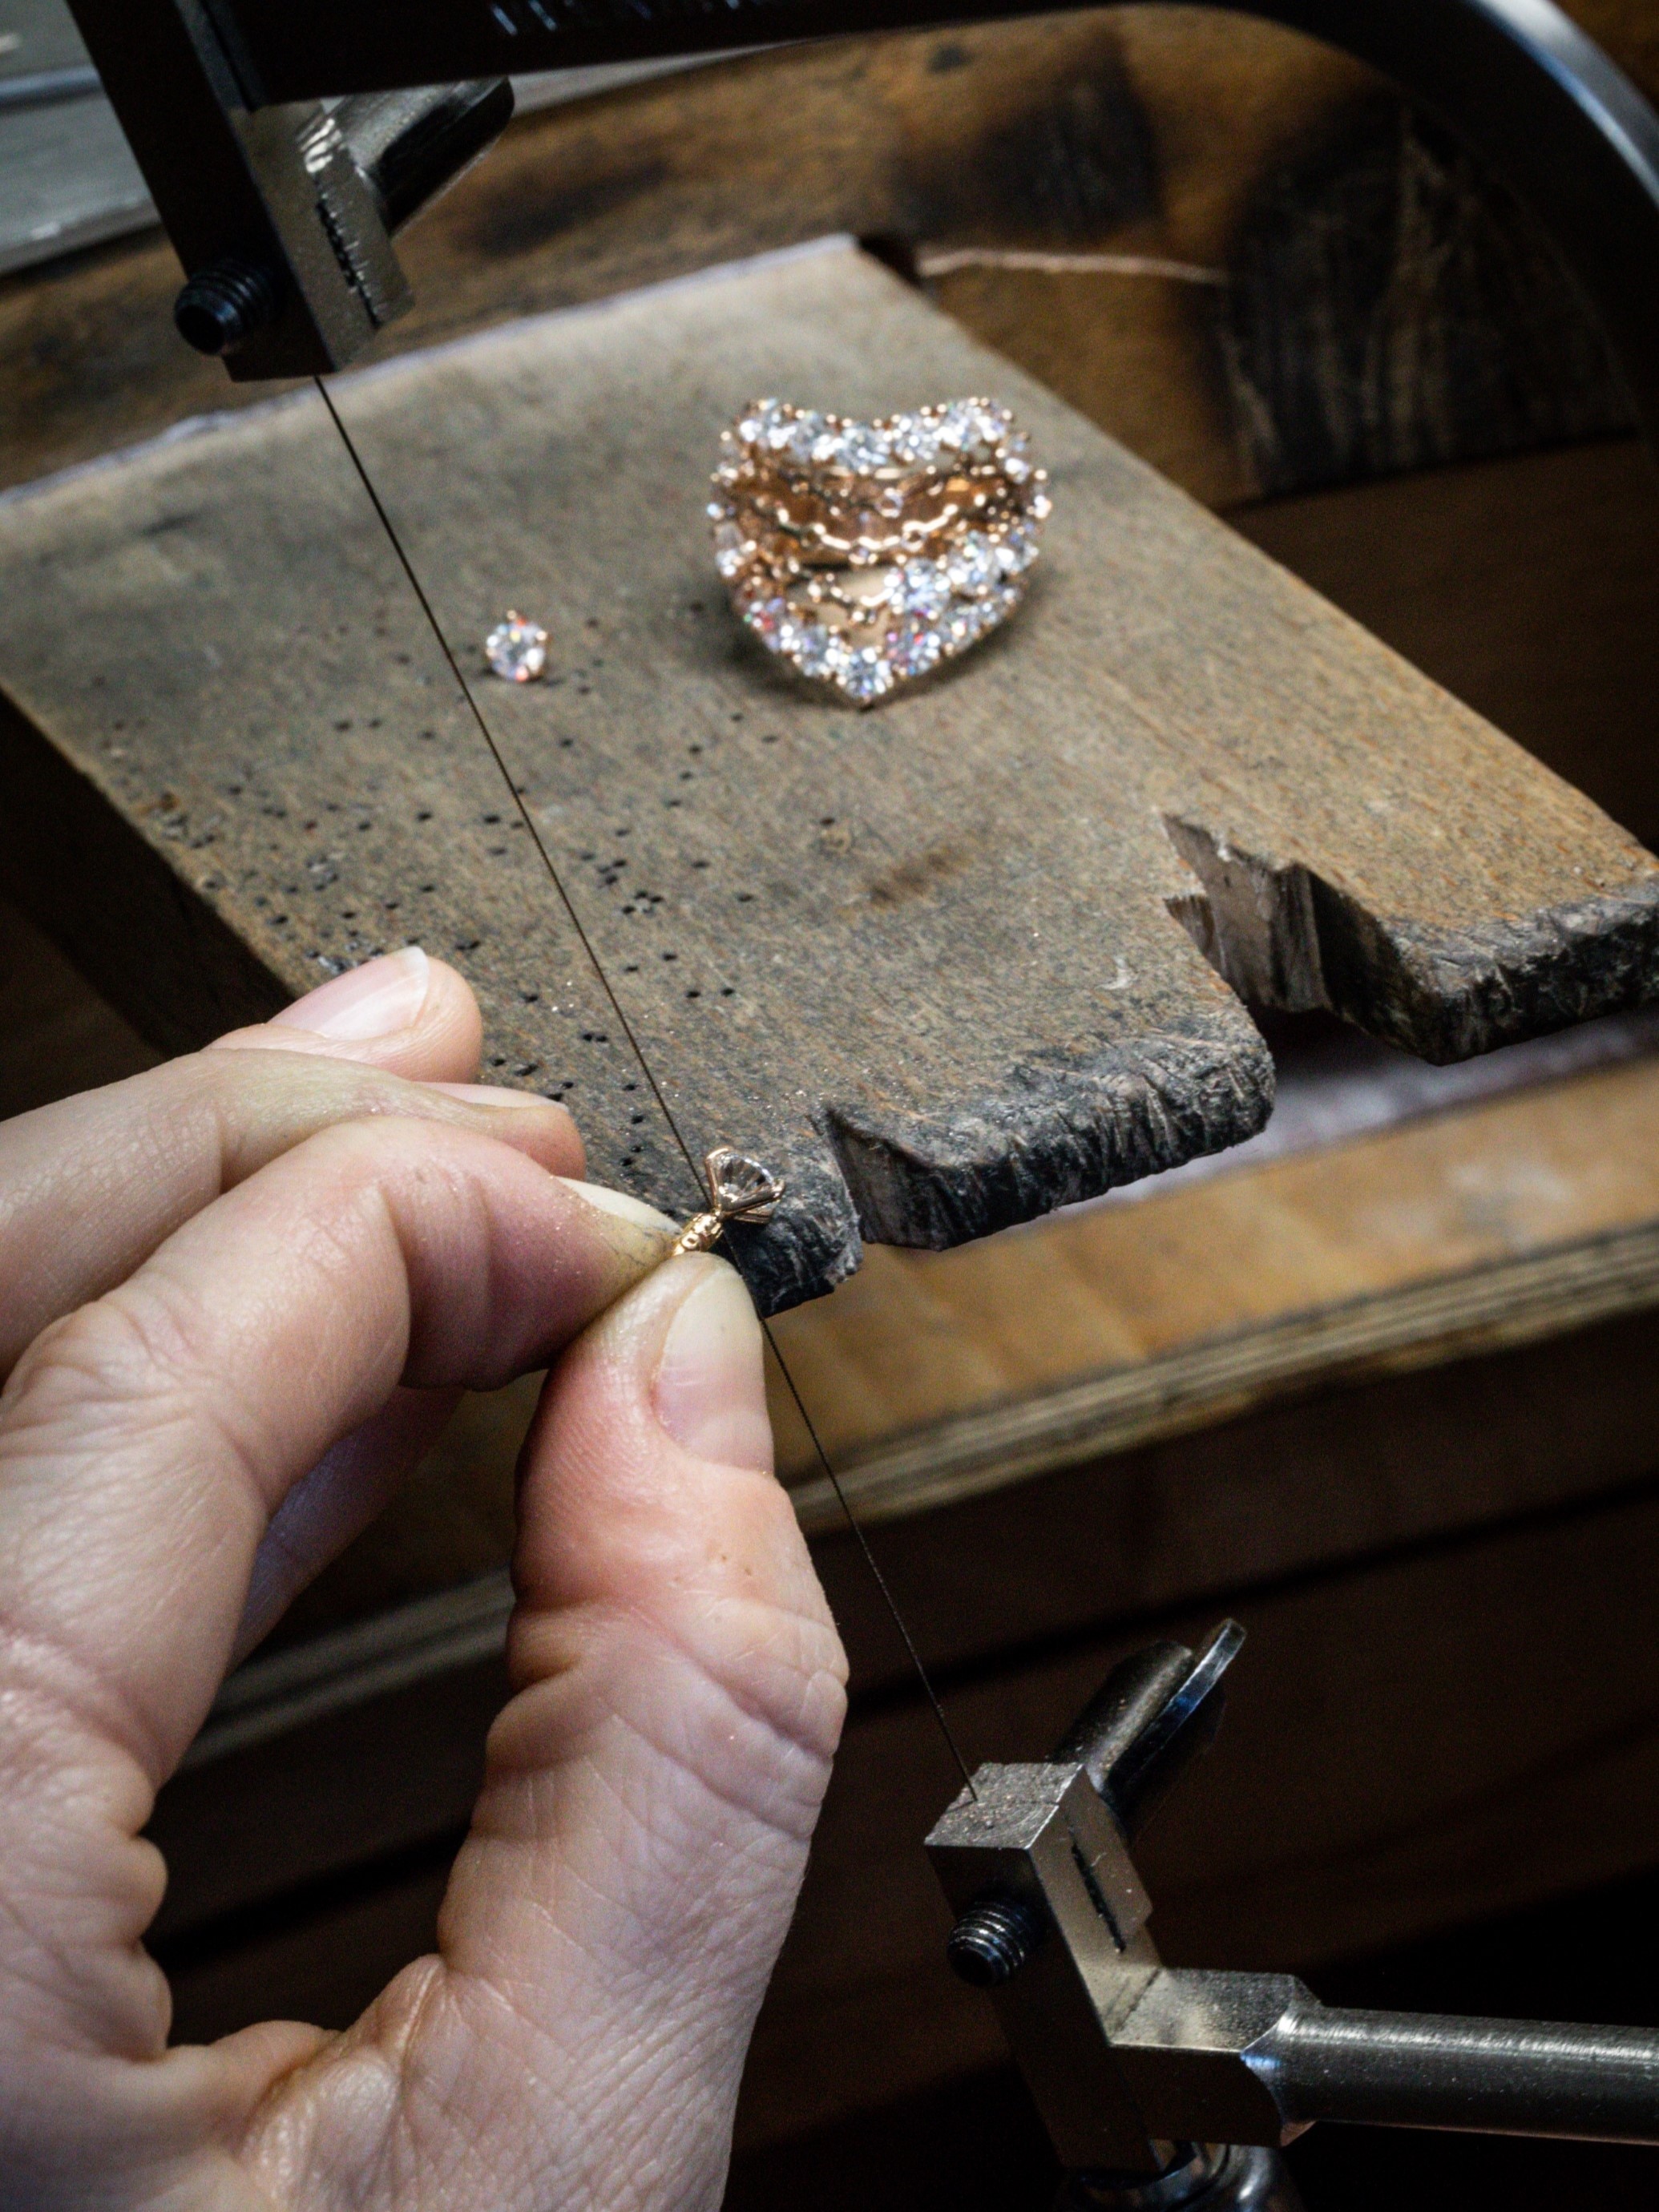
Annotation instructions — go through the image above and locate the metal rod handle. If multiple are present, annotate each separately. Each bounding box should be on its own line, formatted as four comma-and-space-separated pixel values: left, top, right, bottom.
1258, 2004, 1659, 2145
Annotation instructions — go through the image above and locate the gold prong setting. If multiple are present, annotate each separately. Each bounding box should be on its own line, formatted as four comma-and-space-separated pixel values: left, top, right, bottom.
670, 1145, 787, 1256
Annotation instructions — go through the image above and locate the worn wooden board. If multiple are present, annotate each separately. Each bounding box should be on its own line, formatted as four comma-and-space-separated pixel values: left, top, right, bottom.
2, 243, 1658, 1309
1229, 436, 1659, 854
773, 1050, 1659, 1522
234, 1045, 1659, 1655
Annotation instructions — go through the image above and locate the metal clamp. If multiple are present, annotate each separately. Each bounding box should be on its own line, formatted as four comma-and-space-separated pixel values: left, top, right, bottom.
927, 1626, 1659, 2208
59, 0, 1659, 438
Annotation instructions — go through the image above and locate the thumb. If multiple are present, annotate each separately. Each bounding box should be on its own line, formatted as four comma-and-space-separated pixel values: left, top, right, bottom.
249, 1255, 846, 2212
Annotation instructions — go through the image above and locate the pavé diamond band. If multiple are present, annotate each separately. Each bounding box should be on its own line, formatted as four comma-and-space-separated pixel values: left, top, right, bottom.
708, 397, 1051, 706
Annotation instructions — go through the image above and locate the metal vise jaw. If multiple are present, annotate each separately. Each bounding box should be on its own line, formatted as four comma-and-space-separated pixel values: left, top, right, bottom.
64, 0, 512, 377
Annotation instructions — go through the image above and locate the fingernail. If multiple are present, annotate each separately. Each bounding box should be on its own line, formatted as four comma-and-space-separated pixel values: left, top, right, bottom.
561, 1178, 677, 1235
433, 1081, 571, 1109
654, 1259, 772, 1474
559, 1177, 678, 1282
273, 947, 430, 1042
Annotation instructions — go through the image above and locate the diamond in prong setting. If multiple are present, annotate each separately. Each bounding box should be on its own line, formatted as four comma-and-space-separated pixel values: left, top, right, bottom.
704, 1144, 785, 1223
484, 611, 549, 684
711, 398, 1050, 706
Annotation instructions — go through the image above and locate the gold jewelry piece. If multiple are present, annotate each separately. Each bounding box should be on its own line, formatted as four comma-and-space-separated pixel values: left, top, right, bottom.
708, 397, 1051, 707
672, 1145, 787, 1256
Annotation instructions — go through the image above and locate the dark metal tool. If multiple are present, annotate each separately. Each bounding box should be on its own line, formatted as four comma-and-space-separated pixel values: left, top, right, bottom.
927, 1626, 1659, 2210
57, 0, 1659, 445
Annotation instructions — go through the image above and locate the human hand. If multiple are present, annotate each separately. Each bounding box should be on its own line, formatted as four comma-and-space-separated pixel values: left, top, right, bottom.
0, 948, 847, 2210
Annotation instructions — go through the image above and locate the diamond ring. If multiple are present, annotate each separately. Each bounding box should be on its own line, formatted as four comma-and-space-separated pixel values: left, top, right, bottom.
708, 398, 1051, 707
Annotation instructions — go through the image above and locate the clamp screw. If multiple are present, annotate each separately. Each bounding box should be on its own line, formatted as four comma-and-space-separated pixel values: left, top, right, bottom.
175, 256, 281, 357
947, 1891, 1046, 1988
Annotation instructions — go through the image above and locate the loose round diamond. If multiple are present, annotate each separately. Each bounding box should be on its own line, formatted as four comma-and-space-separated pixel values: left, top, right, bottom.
484, 611, 548, 684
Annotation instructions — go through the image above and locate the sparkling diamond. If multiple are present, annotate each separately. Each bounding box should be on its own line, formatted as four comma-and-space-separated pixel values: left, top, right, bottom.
793, 624, 835, 677
888, 413, 940, 466
837, 423, 890, 475
484, 611, 548, 683
706, 1144, 785, 1219
896, 559, 953, 617
785, 411, 825, 462
937, 401, 1001, 458
997, 524, 1040, 575
886, 614, 944, 680
837, 648, 896, 704
948, 532, 1000, 595
713, 520, 749, 579
737, 398, 785, 446
743, 595, 791, 642
943, 600, 989, 648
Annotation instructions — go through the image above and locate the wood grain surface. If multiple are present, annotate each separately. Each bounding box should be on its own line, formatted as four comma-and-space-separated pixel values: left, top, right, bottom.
252, 1049, 1659, 1654
3, 243, 1656, 1309
0, 7, 1637, 506
772, 1052, 1659, 1521
1229, 437, 1659, 855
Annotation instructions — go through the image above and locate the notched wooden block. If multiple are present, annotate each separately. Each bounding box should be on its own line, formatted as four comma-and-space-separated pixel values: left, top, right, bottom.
1, 243, 1655, 1313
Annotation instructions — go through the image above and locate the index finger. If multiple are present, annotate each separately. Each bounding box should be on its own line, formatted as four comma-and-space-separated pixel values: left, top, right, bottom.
0, 1120, 669, 1798
0, 1051, 581, 1377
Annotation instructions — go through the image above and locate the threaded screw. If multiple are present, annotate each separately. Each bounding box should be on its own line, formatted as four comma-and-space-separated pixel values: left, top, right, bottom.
946, 1891, 1046, 1987
174, 256, 281, 357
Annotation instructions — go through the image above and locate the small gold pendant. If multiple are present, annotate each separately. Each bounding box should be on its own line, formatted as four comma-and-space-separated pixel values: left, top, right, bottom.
672, 1145, 786, 1256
